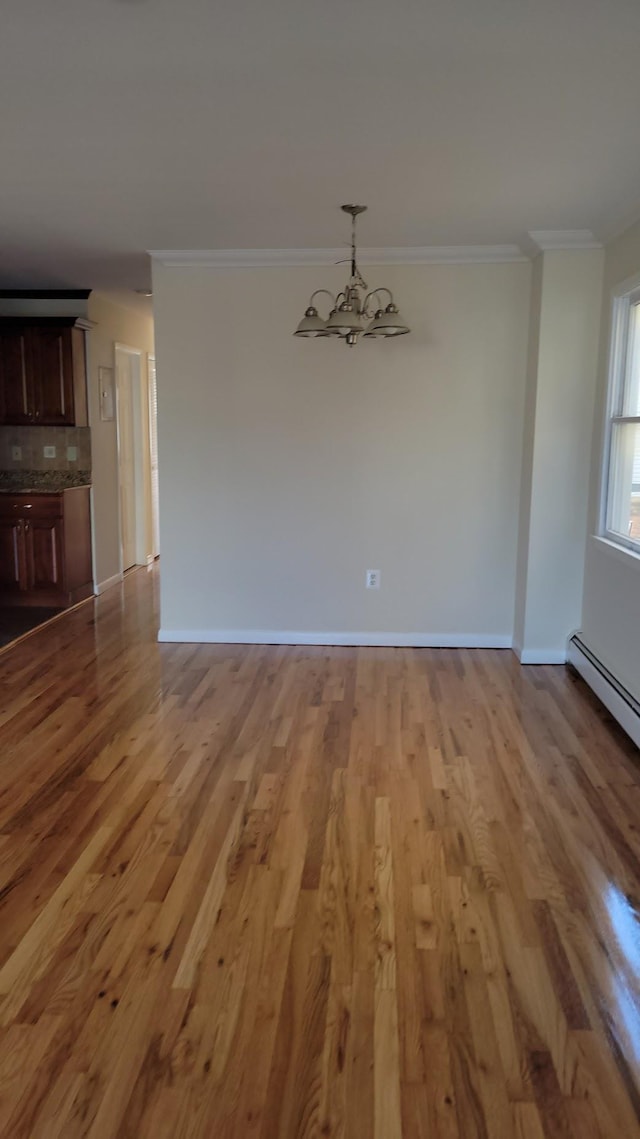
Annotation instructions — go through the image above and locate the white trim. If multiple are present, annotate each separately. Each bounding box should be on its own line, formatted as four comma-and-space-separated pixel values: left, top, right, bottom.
157, 629, 513, 648
568, 636, 640, 750
147, 354, 160, 560
527, 230, 602, 252
602, 529, 640, 558
95, 571, 123, 595
115, 344, 148, 572
591, 534, 640, 570
599, 280, 640, 547
598, 290, 626, 534
516, 648, 567, 665
149, 245, 527, 269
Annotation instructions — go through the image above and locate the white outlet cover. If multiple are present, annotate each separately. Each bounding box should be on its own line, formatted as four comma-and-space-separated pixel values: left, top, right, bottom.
11, 446, 21, 461
366, 569, 381, 589
43, 445, 56, 459
67, 445, 78, 461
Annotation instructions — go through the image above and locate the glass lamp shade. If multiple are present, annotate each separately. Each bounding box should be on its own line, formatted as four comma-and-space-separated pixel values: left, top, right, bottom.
325, 303, 356, 336
294, 306, 329, 337
364, 310, 387, 337
364, 304, 410, 337
326, 302, 371, 337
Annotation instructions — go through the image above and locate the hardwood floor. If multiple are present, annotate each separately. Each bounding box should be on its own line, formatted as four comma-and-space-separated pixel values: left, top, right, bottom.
0, 566, 639, 1137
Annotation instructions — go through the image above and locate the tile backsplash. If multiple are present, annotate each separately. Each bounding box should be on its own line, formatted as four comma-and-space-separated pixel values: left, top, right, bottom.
0, 426, 91, 473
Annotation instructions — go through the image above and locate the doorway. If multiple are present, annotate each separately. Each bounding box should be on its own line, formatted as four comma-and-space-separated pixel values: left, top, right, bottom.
115, 345, 147, 572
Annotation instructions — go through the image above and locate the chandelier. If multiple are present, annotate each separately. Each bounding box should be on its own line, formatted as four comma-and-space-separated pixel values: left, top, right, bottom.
293, 205, 411, 347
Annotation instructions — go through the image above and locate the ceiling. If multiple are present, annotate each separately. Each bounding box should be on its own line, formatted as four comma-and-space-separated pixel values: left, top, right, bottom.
2, 0, 640, 295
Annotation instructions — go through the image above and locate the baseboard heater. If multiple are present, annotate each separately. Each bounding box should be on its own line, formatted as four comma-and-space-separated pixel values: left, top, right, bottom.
567, 634, 640, 750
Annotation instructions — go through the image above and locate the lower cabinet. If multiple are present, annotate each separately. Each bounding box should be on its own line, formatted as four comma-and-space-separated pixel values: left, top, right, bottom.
0, 488, 93, 607
0, 518, 26, 595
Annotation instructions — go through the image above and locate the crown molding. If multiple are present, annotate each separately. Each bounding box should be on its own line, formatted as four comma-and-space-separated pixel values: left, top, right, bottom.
149, 244, 527, 269
527, 229, 602, 253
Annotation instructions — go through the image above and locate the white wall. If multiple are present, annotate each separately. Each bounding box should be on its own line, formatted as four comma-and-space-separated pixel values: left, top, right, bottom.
87, 293, 155, 589
153, 260, 531, 643
514, 249, 603, 662
582, 220, 640, 702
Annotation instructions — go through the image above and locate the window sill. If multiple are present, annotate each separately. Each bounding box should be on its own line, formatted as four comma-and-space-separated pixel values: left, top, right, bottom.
591, 534, 640, 570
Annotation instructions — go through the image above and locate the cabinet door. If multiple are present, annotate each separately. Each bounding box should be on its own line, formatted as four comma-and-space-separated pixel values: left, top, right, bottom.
24, 517, 63, 594
0, 330, 32, 424
0, 519, 26, 592
29, 328, 75, 425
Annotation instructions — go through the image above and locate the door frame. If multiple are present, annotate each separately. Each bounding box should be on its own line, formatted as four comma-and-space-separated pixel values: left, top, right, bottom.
147, 354, 160, 559
114, 343, 148, 574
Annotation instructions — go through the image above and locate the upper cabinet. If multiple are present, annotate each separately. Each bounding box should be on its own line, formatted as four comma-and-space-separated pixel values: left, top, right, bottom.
0, 318, 89, 427
0, 328, 31, 424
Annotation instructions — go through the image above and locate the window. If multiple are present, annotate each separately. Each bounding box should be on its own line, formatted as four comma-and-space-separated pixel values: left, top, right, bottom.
604, 282, 640, 552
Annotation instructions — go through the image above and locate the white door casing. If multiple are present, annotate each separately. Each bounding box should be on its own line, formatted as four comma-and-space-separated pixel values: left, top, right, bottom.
148, 355, 160, 559
115, 345, 146, 572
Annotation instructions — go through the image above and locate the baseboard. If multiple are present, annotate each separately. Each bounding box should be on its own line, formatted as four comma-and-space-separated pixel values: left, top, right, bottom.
515, 647, 568, 665
157, 629, 513, 648
95, 572, 123, 596
568, 634, 640, 749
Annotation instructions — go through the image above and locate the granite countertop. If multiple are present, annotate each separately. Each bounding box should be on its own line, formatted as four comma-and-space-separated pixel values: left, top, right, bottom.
0, 485, 91, 495
0, 471, 92, 494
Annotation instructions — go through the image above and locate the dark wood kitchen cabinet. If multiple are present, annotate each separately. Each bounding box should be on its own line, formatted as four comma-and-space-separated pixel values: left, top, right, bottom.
0, 488, 93, 607
0, 516, 25, 595
0, 317, 89, 426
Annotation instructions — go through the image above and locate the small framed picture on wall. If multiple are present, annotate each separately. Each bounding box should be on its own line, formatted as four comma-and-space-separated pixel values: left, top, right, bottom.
99, 366, 115, 421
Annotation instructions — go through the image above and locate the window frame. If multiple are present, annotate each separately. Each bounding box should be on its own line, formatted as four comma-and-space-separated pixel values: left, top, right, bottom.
601, 274, 640, 555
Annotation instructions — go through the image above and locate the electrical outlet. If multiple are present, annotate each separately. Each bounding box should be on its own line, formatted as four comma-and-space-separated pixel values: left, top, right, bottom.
11, 446, 21, 461
67, 446, 78, 461
366, 569, 381, 590
43, 445, 56, 459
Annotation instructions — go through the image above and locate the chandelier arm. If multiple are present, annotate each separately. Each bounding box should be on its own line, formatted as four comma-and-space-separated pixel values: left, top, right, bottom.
362, 288, 386, 317
364, 286, 394, 314
363, 289, 382, 316
309, 289, 336, 310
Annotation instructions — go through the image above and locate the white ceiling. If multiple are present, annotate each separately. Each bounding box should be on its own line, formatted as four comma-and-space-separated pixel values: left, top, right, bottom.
2, 0, 640, 294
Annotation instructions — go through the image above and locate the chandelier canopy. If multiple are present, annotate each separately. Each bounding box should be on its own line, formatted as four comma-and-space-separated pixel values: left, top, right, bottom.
294, 205, 411, 347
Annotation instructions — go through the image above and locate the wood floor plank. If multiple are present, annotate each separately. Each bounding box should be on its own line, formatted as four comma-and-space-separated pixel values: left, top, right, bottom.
0, 565, 638, 1137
